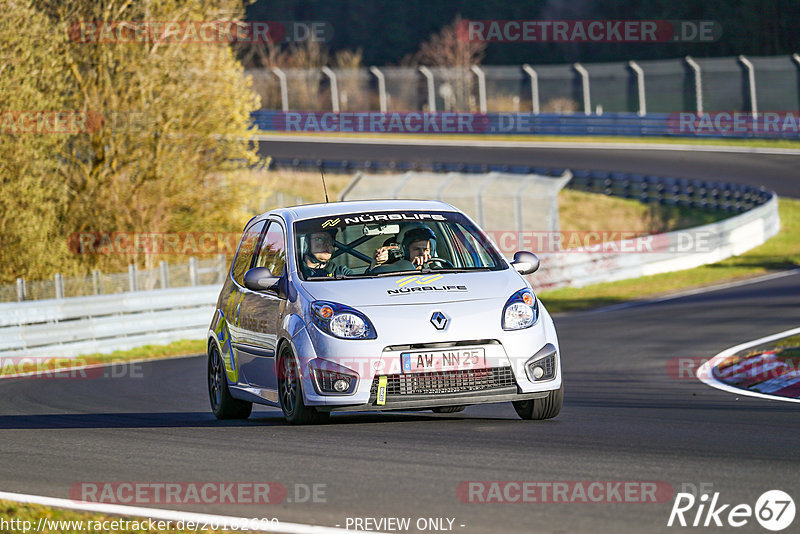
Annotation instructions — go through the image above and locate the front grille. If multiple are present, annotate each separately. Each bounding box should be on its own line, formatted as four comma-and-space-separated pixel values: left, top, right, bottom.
370, 366, 516, 397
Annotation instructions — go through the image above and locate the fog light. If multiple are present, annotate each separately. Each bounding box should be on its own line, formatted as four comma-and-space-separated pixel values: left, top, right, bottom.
333, 378, 350, 392
532, 366, 544, 379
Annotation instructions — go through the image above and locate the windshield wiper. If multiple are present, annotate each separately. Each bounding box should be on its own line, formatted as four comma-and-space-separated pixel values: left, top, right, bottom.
428, 267, 492, 273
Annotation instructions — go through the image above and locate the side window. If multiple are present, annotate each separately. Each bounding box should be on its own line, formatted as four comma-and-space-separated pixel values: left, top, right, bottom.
255, 221, 286, 276
231, 220, 266, 285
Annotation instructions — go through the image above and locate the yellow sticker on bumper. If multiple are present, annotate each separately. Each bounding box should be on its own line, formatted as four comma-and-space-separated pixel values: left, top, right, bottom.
377, 375, 387, 406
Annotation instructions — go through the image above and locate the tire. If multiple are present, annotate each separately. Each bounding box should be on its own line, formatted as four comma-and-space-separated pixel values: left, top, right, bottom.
513, 385, 563, 420
432, 406, 466, 413
208, 342, 252, 420
278, 347, 329, 425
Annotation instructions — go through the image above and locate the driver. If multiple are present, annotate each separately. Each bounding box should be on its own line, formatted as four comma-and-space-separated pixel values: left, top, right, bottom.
373, 226, 436, 270
301, 229, 354, 278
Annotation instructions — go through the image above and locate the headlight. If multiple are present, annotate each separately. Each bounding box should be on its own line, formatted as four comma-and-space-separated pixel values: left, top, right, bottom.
311, 301, 377, 340
502, 289, 539, 330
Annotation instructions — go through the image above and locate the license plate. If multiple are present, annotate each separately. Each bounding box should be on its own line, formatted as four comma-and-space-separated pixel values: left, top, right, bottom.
401, 348, 486, 373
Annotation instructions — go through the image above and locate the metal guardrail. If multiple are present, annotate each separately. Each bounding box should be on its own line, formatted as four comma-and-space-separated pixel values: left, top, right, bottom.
0, 286, 218, 358
534, 195, 780, 289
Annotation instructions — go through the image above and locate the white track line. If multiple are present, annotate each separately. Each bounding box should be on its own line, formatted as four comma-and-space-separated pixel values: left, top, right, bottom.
0, 491, 364, 534
254, 134, 800, 156
696, 326, 800, 404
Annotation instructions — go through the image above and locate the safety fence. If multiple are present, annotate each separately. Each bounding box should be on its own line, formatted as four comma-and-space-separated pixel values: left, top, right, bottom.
251, 55, 800, 115
3, 256, 227, 303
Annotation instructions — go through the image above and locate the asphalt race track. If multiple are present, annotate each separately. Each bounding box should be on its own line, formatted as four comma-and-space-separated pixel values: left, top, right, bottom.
258, 138, 800, 198
2, 141, 799, 533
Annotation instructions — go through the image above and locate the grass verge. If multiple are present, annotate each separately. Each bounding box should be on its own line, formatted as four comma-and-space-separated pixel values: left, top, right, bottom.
258, 131, 800, 150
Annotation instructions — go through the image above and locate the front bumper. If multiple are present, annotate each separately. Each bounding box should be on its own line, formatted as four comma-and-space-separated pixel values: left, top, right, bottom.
291, 300, 562, 409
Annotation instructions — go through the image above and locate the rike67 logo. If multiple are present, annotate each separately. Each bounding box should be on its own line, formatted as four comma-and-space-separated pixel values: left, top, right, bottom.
668, 489, 795, 531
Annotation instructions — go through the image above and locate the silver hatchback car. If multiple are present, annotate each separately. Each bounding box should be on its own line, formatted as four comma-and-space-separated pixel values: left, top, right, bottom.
207, 199, 562, 424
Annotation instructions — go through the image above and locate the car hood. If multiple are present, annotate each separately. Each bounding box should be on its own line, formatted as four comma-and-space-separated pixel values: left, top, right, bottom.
298, 268, 525, 307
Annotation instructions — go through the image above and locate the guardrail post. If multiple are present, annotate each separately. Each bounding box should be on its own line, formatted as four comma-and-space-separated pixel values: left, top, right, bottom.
271, 67, 289, 112
685, 56, 703, 116
128, 264, 138, 292
16, 278, 26, 302
159, 260, 169, 289
418, 66, 436, 112
92, 269, 101, 295
321, 66, 340, 113
369, 66, 387, 112
54, 273, 64, 299
573, 63, 591, 115
189, 257, 199, 286
522, 64, 540, 115
470, 65, 487, 113
738, 55, 757, 119
628, 60, 646, 116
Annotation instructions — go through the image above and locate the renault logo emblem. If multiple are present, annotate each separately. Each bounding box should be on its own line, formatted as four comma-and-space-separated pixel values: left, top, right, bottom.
430, 311, 447, 330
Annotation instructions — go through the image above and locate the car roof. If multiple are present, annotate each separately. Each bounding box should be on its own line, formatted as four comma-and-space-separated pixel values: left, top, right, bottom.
257, 199, 460, 226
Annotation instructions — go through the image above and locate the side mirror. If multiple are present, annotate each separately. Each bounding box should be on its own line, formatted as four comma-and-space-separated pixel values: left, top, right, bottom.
243, 267, 279, 291
510, 251, 539, 275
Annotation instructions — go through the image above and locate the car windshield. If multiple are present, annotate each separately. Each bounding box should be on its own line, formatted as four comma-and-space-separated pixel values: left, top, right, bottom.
294, 210, 506, 281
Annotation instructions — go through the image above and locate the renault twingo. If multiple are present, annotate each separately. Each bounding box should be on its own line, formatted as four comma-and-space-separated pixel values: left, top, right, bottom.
208, 200, 562, 424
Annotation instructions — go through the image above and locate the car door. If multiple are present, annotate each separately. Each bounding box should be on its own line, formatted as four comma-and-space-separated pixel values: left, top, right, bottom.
223, 218, 267, 385
236, 219, 288, 392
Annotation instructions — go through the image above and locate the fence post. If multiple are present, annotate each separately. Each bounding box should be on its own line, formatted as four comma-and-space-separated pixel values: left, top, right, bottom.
216, 253, 226, 283
522, 64, 540, 115
573, 63, 591, 115
369, 66, 387, 112
321, 66, 340, 113
92, 269, 101, 295
189, 257, 199, 286
159, 260, 169, 289
628, 60, 646, 116
54, 273, 64, 299
16, 278, 26, 302
271, 67, 289, 112
470, 65, 487, 113
418, 66, 436, 112
128, 264, 138, 292
685, 56, 703, 116
738, 55, 757, 118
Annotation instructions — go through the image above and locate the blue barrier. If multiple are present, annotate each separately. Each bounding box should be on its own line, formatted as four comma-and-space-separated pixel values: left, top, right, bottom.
252, 110, 800, 140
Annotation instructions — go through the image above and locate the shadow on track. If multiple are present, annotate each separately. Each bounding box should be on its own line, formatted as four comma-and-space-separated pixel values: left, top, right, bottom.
0, 411, 481, 429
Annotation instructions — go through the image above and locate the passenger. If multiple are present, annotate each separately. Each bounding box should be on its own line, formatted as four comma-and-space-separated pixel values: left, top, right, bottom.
301, 230, 354, 278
